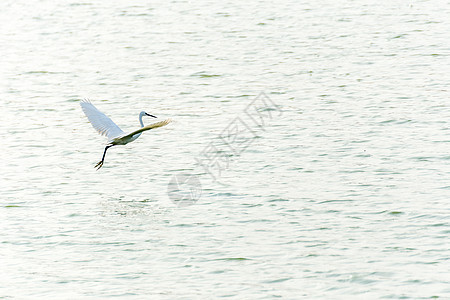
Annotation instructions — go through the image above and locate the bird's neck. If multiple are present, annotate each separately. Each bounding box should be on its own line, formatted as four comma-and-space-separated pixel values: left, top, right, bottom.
139, 114, 145, 127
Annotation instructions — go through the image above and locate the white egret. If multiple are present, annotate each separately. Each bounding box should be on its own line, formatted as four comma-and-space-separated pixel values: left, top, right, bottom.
80, 99, 171, 170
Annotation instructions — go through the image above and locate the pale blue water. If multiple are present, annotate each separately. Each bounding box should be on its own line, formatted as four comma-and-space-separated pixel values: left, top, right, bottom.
1, 0, 450, 298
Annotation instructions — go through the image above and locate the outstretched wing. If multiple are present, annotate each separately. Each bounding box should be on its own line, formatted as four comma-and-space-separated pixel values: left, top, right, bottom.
80, 99, 124, 140
119, 119, 172, 141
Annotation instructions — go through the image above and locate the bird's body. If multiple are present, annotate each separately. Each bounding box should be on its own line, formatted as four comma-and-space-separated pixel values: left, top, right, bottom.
80, 99, 171, 169
112, 133, 140, 145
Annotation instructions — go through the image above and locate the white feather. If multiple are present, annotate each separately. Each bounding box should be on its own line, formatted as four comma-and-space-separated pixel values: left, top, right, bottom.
80, 99, 124, 141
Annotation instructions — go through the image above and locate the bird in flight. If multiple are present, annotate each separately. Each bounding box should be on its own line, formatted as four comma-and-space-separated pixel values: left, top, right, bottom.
80, 99, 171, 170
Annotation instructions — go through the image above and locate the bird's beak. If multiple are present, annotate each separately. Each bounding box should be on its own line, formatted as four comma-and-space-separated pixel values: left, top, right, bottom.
145, 113, 157, 118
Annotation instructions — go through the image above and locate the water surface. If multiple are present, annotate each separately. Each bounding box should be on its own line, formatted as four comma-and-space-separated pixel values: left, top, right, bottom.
1, 0, 449, 298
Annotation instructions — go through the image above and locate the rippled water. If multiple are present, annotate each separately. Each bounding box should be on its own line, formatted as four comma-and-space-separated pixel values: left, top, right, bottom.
1, 0, 450, 298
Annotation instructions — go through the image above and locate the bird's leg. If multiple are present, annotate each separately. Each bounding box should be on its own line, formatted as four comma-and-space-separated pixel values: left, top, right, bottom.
95, 145, 113, 170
